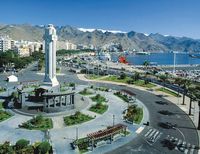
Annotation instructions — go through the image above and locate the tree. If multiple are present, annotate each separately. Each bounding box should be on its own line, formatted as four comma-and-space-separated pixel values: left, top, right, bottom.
174, 77, 182, 98
0, 141, 13, 154
38, 141, 51, 154
15, 139, 30, 150
132, 72, 140, 81
188, 87, 196, 115
193, 87, 200, 130
143, 61, 149, 69
159, 75, 168, 87
119, 72, 126, 80
180, 79, 191, 105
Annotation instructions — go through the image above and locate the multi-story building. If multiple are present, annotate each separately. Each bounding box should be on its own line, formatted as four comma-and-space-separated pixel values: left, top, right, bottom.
57, 41, 77, 50
16, 45, 30, 57
14, 40, 43, 56
66, 41, 77, 50
0, 35, 12, 52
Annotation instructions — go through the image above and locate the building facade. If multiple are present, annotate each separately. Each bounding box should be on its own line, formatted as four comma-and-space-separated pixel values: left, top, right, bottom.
0, 35, 12, 52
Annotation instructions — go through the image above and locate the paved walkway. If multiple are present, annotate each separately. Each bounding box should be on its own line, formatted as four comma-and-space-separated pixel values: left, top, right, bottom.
0, 84, 149, 154
52, 116, 65, 129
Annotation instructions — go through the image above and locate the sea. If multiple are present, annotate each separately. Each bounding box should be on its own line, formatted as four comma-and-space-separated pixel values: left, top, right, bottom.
111, 53, 200, 66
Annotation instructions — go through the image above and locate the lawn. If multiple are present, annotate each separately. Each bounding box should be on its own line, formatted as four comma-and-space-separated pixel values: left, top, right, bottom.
114, 92, 129, 102
90, 94, 106, 104
133, 80, 156, 88
156, 87, 180, 97
0, 110, 12, 122
85, 74, 103, 80
100, 76, 156, 88
89, 103, 108, 114
100, 75, 131, 83
0, 102, 3, 109
64, 112, 94, 126
19, 115, 53, 130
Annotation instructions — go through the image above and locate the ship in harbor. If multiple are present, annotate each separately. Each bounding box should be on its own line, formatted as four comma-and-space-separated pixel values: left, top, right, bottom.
135, 51, 151, 55
189, 54, 200, 58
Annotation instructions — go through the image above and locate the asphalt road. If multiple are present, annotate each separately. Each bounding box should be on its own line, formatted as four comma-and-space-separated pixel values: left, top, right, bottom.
0, 63, 199, 154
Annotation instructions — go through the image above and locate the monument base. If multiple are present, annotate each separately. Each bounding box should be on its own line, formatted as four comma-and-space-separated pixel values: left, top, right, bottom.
40, 83, 60, 93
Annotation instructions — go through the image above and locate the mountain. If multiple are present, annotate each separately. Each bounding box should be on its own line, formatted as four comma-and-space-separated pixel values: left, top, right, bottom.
0, 24, 200, 52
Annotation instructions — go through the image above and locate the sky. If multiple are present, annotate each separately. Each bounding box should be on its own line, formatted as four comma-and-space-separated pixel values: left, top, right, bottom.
0, 0, 200, 39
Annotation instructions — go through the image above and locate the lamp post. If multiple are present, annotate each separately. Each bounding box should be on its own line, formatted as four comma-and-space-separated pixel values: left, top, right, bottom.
173, 51, 178, 74
112, 114, 115, 127
76, 126, 79, 140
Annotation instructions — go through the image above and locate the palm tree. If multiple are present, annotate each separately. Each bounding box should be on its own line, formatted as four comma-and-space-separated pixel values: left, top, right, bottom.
187, 87, 196, 115
132, 72, 140, 81
174, 77, 182, 97
181, 79, 191, 105
194, 90, 200, 130
159, 74, 168, 87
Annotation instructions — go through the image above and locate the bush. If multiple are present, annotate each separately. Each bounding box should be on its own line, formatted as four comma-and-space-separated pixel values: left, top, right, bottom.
119, 72, 126, 80
69, 82, 75, 87
15, 139, 30, 150
38, 141, 51, 154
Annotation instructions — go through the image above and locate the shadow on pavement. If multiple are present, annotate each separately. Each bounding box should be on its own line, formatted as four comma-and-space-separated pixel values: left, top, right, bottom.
155, 101, 169, 105
158, 122, 177, 129
160, 139, 176, 150
158, 110, 174, 116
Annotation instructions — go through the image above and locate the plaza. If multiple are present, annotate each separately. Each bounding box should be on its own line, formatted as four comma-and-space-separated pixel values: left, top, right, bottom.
0, 24, 199, 154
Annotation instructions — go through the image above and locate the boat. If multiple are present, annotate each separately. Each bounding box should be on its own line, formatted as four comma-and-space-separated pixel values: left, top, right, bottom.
189, 54, 200, 58
135, 51, 150, 55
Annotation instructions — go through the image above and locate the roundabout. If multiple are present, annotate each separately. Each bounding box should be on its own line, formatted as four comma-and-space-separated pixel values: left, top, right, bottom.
0, 65, 199, 154
0, 83, 149, 154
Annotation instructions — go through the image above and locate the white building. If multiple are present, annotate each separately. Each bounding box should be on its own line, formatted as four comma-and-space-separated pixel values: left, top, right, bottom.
0, 35, 13, 52
7, 75, 18, 82
57, 41, 77, 50
66, 41, 77, 50
16, 45, 30, 57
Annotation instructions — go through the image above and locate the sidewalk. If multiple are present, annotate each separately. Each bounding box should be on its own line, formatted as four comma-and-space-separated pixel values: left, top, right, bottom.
77, 74, 200, 145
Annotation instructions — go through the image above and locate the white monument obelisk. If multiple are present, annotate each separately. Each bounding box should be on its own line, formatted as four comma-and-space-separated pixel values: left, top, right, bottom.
43, 24, 59, 90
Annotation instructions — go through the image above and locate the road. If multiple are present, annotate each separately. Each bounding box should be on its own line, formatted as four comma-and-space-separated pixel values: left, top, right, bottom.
0, 62, 198, 154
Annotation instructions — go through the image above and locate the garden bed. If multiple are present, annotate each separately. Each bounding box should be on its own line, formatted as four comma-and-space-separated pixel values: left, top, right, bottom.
0, 140, 52, 154
0, 110, 12, 122
19, 115, 53, 130
89, 103, 108, 114
91, 94, 106, 104
123, 105, 143, 124
114, 92, 129, 102
64, 112, 94, 126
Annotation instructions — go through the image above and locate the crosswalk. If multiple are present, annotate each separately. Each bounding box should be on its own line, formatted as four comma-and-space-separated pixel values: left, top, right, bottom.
166, 135, 197, 154
143, 128, 163, 145
142, 127, 198, 154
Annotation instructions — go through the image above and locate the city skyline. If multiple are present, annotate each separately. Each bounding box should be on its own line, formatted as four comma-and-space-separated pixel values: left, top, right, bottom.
0, 0, 200, 39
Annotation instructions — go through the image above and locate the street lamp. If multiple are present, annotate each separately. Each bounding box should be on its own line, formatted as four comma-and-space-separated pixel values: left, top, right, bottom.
173, 51, 178, 74
112, 114, 115, 126
76, 126, 79, 140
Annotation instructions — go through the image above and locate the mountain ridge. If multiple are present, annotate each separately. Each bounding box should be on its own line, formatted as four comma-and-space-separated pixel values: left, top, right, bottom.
0, 24, 200, 52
